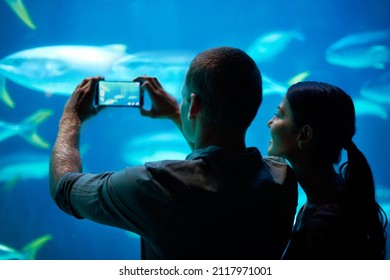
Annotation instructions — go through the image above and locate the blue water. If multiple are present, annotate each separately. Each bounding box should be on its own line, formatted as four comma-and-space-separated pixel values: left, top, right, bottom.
0, 0, 389, 259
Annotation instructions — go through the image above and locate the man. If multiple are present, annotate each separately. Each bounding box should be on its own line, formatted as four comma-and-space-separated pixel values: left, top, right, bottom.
50, 47, 297, 259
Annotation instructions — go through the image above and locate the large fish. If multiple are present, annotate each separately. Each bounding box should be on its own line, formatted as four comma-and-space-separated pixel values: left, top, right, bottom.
360, 71, 390, 104
5, 0, 36, 30
247, 30, 305, 63
353, 98, 388, 120
122, 131, 190, 166
0, 234, 52, 260
0, 152, 50, 186
0, 109, 52, 148
0, 44, 128, 107
326, 30, 390, 69
110, 51, 194, 99
0, 144, 89, 190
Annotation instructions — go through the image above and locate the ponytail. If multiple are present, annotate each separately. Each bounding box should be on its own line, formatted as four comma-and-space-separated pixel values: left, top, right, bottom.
341, 141, 375, 199
339, 141, 388, 259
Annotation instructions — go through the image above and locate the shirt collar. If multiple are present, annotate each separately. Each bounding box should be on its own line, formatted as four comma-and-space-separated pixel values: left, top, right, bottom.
186, 145, 261, 166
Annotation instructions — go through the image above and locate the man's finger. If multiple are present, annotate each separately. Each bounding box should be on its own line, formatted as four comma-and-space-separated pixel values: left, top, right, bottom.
140, 107, 153, 117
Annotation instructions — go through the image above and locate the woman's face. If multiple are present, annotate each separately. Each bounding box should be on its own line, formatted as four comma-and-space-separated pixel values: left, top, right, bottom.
267, 96, 300, 160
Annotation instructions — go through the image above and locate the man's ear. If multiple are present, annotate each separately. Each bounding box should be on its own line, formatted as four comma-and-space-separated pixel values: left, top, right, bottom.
297, 124, 313, 149
188, 93, 201, 119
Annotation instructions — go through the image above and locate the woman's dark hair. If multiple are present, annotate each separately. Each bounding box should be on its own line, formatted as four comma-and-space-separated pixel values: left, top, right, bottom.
286, 81, 388, 258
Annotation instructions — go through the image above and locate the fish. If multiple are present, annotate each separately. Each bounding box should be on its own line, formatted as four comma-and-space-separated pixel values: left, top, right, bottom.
0, 76, 14, 108
262, 75, 287, 96
110, 50, 194, 99
0, 143, 90, 190
326, 30, 390, 69
121, 131, 190, 166
5, 0, 36, 30
0, 152, 50, 186
0, 109, 52, 147
0, 44, 128, 107
360, 71, 390, 104
287, 71, 311, 86
262, 71, 310, 96
353, 98, 388, 120
0, 234, 52, 260
0, 109, 52, 148
247, 30, 305, 63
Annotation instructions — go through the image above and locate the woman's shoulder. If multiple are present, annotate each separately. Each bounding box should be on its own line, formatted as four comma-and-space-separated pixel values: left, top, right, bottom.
308, 197, 357, 233
313, 203, 352, 221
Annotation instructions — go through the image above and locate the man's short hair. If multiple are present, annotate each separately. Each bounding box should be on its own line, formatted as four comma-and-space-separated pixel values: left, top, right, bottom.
185, 47, 262, 133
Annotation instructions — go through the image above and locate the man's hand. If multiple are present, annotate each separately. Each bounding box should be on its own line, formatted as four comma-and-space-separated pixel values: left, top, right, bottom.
134, 76, 181, 122
64, 76, 104, 123
134, 76, 194, 150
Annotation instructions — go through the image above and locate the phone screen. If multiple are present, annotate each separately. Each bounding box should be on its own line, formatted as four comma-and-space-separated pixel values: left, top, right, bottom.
97, 81, 142, 107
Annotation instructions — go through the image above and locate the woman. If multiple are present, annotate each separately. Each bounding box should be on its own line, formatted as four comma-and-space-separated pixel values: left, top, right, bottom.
267, 81, 387, 259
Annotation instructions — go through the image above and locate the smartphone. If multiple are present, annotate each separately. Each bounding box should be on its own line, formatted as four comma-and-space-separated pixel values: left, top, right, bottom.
96, 81, 143, 107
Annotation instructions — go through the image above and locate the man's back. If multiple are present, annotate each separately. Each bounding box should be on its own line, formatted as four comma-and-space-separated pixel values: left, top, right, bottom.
53, 146, 297, 259
50, 47, 297, 260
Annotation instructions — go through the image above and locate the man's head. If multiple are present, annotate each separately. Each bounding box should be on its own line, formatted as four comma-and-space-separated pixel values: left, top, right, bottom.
181, 47, 262, 138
